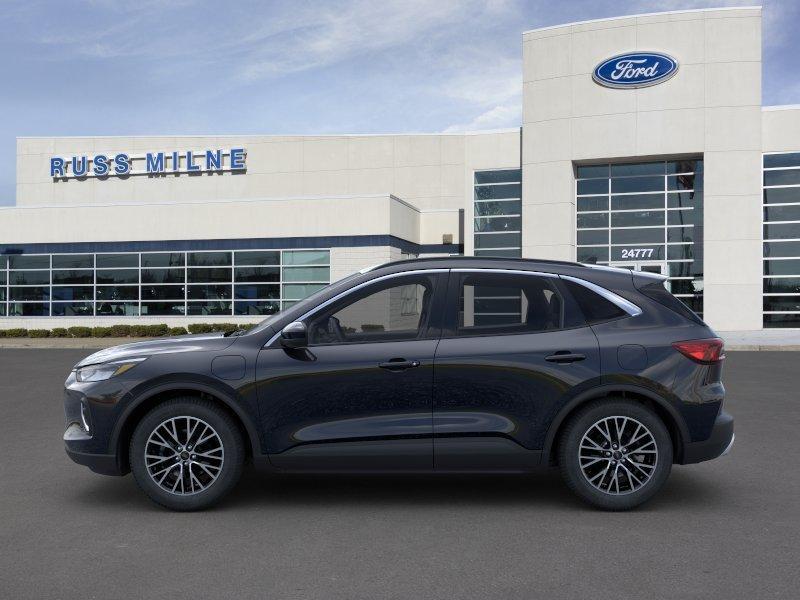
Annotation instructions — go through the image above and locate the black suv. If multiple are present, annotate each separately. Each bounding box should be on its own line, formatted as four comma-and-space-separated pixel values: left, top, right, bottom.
64, 257, 733, 511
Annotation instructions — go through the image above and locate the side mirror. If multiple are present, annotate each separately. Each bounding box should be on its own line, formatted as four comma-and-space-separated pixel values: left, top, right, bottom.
280, 321, 308, 349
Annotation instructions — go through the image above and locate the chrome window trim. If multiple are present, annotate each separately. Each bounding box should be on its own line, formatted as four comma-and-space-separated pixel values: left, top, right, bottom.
559, 275, 643, 317
265, 266, 641, 347
265, 268, 449, 346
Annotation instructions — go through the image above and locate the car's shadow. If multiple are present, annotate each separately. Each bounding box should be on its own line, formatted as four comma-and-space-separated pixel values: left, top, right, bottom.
68, 465, 728, 513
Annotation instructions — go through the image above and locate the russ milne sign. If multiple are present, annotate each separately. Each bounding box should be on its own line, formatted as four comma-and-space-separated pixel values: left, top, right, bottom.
593, 52, 678, 89
50, 148, 246, 179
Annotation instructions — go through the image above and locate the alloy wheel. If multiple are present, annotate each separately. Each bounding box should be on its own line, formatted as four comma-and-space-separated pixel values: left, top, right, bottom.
144, 416, 225, 496
578, 416, 658, 495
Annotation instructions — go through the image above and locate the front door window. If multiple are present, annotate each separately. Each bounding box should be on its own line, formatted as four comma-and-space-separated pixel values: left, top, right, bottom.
309, 277, 434, 345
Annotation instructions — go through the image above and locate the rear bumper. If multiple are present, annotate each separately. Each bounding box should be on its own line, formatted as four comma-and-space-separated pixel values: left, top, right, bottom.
680, 409, 734, 464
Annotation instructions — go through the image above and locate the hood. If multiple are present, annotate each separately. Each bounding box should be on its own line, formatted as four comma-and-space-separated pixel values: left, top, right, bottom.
74, 333, 237, 368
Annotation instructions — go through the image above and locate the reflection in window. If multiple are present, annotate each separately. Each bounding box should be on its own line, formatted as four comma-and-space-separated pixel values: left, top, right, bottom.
458, 272, 567, 333
310, 279, 431, 344
474, 169, 521, 258
764, 153, 800, 328
576, 159, 704, 316
0, 249, 330, 318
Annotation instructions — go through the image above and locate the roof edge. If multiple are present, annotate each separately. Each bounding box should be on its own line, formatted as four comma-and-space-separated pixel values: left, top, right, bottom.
16, 128, 521, 141
522, 5, 761, 36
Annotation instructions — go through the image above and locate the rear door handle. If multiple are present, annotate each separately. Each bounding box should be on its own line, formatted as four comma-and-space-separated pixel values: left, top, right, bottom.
545, 352, 586, 364
379, 359, 421, 371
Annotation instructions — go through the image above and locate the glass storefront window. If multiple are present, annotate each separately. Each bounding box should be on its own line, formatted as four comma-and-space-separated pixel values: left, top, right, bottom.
576, 159, 704, 316
0, 249, 331, 318
474, 169, 521, 258
52, 254, 93, 269
141, 253, 185, 268
764, 153, 800, 328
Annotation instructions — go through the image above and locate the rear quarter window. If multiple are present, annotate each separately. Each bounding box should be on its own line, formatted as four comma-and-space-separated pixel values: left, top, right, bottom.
638, 281, 706, 325
562, 280, 627, 325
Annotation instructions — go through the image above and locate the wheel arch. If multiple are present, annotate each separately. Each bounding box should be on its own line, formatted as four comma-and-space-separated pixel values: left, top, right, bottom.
111, 380, 261, 474
543, 384, 689, 465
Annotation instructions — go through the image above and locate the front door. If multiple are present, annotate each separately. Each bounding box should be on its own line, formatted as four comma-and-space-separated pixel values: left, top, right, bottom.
255, 271, 447, 471
432, 270, 602, 470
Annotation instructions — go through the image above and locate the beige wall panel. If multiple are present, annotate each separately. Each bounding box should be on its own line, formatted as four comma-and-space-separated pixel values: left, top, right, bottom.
762, 109, 800, 152
522, 243, 574, 261
635, 64, 706, 112
420, 211, 461, 245
570, 113, 637, 161
247, 141, 304, 174
301, 170, 350, 197
524, 78, 572, 122
705, 106, 762, 152
704, 151, 762, 197
704, 16, 761, 63
302, 138, 349, 171
571, 75, 636, 118
525, 119, 572, 163
346, 168, 394, 195
393, 136, 441, 167
523, 33, 571, 81
703, 283, 762, 331
635, 108, 705, 156
394, 165, 442, 199
522, 162, 573, 207
569, 26, 637, 75
704, 195, 761, 242
440, 135, 466, 165
705, 61, 761, 108
636, 18, 705, 64
347, 136, 395, 170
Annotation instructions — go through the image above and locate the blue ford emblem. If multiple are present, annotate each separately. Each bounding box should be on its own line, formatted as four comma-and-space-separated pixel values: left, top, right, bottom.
593, 52, 678, 89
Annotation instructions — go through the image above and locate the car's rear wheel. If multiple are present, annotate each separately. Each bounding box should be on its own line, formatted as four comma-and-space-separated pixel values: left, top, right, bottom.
130, 398, 244, 511
558, 399, 672, 510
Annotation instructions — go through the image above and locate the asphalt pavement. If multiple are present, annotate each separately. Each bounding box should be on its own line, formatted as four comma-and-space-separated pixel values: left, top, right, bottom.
0, 349, 797, 599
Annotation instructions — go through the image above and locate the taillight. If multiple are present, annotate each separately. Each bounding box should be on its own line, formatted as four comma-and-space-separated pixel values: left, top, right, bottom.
672, 338, 725, 364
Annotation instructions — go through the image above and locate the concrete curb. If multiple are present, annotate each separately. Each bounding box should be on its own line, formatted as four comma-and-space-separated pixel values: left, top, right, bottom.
726, 345, 800, 351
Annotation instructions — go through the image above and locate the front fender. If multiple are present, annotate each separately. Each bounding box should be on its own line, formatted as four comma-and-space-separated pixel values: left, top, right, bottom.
110, 374, 263, 461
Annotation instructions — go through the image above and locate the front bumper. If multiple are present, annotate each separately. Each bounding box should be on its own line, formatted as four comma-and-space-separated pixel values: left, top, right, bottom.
680, 409, 734, 464
63, 372, 130, 476
63, 423, 124, 475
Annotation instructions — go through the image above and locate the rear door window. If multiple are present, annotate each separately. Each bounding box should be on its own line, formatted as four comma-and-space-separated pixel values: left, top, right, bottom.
450, 272, 582, 336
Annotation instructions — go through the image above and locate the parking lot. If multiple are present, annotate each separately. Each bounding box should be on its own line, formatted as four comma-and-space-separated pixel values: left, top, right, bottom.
1, 349, 797, 599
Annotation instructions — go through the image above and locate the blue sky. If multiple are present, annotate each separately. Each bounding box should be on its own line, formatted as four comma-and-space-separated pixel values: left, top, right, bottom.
1, 0, 798, 206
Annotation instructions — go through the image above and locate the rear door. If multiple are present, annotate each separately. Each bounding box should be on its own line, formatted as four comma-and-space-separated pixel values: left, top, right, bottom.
432, 269, 602, 470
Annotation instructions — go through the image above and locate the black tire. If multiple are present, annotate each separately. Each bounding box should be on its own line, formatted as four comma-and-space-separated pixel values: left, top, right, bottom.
558, 399, 673, 511
130, 397, 245, 511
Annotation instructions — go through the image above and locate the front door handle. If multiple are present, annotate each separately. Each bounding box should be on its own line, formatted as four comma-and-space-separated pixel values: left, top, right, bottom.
545, 352, 586, 364
379, 358, 421, 371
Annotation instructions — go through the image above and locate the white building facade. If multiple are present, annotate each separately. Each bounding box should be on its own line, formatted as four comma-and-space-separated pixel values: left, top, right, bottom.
2, 6, 799, 331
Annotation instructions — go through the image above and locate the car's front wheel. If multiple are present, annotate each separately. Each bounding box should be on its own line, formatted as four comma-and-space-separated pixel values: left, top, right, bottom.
130, 398, 245, 511
558, 399, 673, 510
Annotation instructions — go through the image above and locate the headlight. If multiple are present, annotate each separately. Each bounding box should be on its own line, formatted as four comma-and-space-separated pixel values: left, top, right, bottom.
75, 358, 147, 382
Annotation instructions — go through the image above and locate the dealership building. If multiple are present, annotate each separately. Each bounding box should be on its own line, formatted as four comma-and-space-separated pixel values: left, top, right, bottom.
2, 5, 799, 332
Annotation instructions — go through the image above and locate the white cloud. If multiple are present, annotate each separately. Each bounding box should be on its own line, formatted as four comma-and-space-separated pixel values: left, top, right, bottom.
443, 103, 521, 132
235, 0, 485, 81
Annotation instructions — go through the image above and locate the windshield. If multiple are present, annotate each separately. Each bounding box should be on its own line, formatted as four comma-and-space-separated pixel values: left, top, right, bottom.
244, 271, 364, 336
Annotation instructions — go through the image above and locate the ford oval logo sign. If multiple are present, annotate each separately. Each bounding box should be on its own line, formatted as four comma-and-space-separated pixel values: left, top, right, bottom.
593, 52, 678, 89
